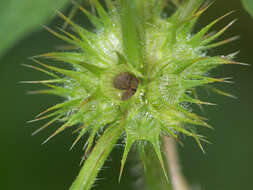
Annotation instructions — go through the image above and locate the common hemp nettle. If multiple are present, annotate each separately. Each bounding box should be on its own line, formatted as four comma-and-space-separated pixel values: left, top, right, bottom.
24, 0, 242, 189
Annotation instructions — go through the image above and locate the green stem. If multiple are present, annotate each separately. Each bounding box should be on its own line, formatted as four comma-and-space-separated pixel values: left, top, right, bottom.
69, 123, 124, 190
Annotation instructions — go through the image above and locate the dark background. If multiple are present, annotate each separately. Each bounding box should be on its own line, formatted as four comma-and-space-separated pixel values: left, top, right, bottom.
0, 0, 252, 189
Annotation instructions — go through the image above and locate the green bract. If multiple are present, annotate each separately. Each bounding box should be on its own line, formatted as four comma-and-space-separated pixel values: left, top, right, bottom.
25, 0, 240, 189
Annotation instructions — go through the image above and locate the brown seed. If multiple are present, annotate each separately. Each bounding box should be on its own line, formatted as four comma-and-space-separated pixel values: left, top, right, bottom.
129, 76, 138, 90
113, 72, 139, 101
113, 72, 132, 90
121, 89, 136, 101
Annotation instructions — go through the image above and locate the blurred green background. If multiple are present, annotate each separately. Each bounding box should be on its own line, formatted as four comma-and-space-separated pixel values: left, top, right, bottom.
0, 0, 252, 190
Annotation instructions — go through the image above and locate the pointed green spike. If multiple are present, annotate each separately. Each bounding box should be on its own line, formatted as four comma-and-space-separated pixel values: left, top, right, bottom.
119, 137, 135, 182
43, 26, 78, 46
31, 116, 61, 136
57, 27, 79, 41
70, 125, 90, 151
172, 104, 207, 121
55, 25, 114, 66
32, 62, 98, 90
182, 76, 225, 89
28, 109, 62, 123
57, 12, 113, 65
79, 5, 103, 28
160, 124, 181, 140
178, 17, 198, 38
169, 125, 196, 137
178, 0, 204, 22
192, 1, 214, 18
84, 125, 101, 157
189, 11, 234, 46
92, 0, 111, 25
42, 109, 85, 144
42, 122, 69, 144
28, 88, 71, 97
203, 35, 240, 49
183, 56, 234, 74
57, 10, 101, 51
168, 125, 209, 152
73, 25, 97, 40
182, 116, 212, 129
21, 79, 66, 84
40, 52, 107, 73
191, 88, 204, 112
104, 0, 115, 12
62, 0, 83, 29
182, 94, 216, 106
138, 142, 147, 172
22, 64, 58, 78
201, 19, 237, 46
194, 135, 206, 153
43, 83, 73, 94
36, 98, 82, 118
164, 106, 211, 128
151, 139, 169, 181
207, 86, 237, 99
197, 135, 211, 144
171, 57, 206, 74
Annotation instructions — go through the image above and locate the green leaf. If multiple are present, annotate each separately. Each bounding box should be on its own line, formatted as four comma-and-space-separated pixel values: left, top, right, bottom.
0, 0, 69, 58
242, 0, 253, 18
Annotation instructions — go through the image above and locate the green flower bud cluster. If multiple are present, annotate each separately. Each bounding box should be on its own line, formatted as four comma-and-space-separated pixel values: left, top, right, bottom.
25, 1, 240, 189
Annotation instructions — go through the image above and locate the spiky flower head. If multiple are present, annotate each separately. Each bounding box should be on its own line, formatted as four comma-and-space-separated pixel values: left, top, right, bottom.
25, 0, 240, 188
